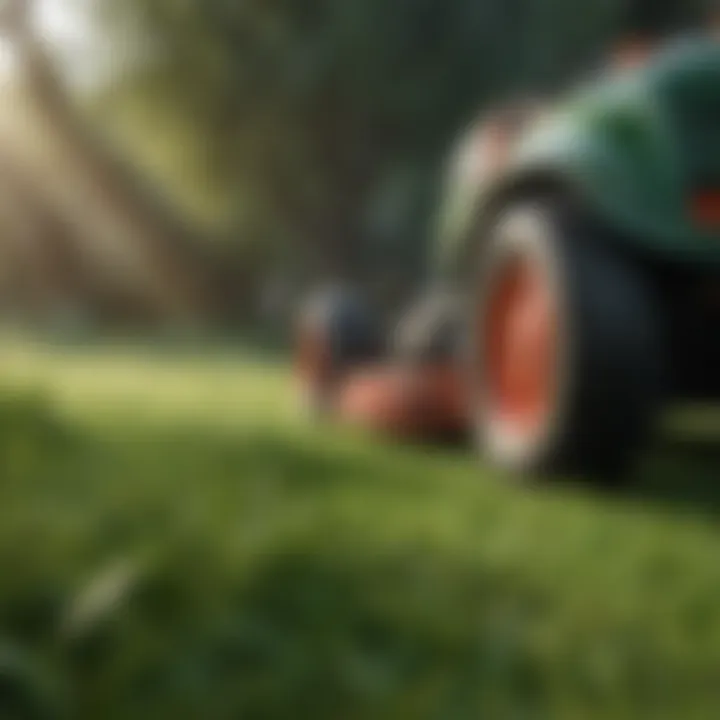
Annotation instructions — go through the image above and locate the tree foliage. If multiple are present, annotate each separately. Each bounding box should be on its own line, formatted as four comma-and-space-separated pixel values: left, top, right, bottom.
92, 0, 627, 283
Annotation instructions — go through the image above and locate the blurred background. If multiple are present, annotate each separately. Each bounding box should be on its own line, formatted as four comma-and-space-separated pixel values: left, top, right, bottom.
0, 0, 663, 342
0, 2, 719, 718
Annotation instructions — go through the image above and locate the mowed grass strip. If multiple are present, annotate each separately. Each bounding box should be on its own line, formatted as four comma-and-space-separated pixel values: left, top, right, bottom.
0, 339, 718, 719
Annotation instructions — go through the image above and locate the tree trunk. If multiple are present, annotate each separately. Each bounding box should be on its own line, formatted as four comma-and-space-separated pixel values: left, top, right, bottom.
1, 10, 242, 328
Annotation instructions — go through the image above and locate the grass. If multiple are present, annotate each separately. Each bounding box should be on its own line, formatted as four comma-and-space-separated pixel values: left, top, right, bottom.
0, 339, 719, 718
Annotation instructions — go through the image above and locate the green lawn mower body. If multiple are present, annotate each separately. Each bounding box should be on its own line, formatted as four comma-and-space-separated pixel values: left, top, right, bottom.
437, 38, 720, 406
438, 39, 720, 276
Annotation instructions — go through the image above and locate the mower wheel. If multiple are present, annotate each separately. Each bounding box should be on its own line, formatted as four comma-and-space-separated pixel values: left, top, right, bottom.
473, 203, 664, 481
295, 285, 381, 417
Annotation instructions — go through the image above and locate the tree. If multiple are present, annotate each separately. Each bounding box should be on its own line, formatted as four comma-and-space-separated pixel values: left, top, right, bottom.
91, 0, 631, 290
0, 0, 256, 327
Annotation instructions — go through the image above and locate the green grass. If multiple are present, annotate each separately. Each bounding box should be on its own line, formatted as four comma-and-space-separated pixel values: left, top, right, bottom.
0, 339, 719, 719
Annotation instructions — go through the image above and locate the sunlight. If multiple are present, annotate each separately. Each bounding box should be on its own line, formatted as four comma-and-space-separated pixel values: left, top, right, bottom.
0, 0, 99, 85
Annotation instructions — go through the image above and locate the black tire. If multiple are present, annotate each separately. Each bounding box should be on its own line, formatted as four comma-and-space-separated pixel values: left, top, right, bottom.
295, 284, 381, 417
472, 203, 664, 481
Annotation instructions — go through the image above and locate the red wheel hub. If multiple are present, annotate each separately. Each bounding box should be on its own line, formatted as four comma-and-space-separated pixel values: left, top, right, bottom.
484, 256, 557, 438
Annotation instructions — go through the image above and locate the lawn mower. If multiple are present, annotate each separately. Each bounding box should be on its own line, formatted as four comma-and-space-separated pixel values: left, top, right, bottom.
295, 38, 720, 481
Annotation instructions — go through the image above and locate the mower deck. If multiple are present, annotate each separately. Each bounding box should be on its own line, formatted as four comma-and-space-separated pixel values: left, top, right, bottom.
331, 362, 468, 442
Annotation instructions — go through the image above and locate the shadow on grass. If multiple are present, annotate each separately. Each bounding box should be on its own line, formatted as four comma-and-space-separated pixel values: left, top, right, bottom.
189, 421, 720, 525
623, 432, 720, 520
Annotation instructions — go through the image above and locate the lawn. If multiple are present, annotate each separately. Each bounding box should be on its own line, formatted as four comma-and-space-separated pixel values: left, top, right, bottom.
0, 338, 719, 719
